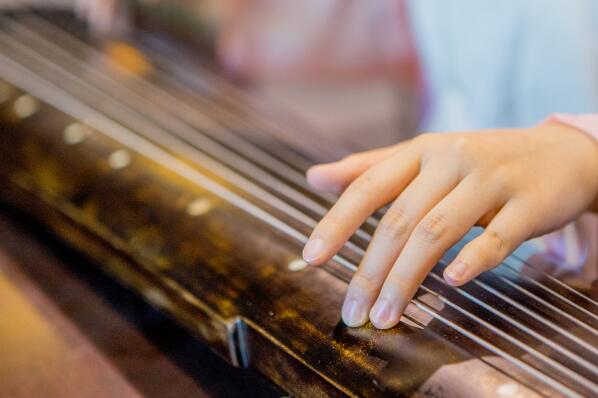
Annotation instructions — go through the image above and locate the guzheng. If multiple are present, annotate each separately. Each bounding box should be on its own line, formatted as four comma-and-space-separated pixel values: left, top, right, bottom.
0, 8, 597, 398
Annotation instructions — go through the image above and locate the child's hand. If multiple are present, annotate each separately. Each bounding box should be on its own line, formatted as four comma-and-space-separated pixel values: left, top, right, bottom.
304, 123, 598, 329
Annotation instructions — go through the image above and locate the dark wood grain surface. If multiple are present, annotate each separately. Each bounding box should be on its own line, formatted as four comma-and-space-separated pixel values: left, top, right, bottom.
0, 10, 596, 397
0, 64, 551, 398
0, 210, 280, 398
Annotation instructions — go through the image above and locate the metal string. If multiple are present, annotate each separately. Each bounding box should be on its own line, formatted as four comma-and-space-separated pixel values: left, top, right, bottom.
511, 252, 598, 308
417, 281, 596, 391
14, 13, 383, 232
0, 51, 588, 398
0, 54, 580, 396
14, 3, 598, 366
26, 12, 597, 319
11, 14, 597, 323
18, 6, 598, 338
0, 14, 596, 396
499, 261, 598, 322
0, 17, 378, 249
426, 271, 598, 376
442, 249, 598, 341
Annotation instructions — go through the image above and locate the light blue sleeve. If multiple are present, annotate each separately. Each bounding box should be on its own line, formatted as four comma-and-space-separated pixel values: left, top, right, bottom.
513, 0, 598, 126
407, 0, 598, 132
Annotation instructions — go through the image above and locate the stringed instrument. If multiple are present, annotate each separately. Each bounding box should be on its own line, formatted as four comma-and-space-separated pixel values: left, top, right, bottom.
0, 8, 596, 398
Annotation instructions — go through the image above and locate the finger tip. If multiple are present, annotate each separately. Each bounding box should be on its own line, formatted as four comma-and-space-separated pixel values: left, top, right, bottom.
302, 237, 328, 265
342, 316, 368, 328
303, 257, 324, 266
370, 319, 395, 330
443, 273, 466, 287
306, 164, 344, 193
369, 309, 400, 330
301, 251, 330, 266
306, 164, 327, 179
306, 166, 327, 188
443, 260, 469, 286
341, 300, 370, 327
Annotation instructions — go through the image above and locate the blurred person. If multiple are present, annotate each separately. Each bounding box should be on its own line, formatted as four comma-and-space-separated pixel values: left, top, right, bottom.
81, 0, 598, 329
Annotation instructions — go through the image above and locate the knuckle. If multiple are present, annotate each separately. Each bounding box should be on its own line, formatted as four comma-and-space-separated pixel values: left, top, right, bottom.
485, 229, 508, 257
452, 136, 477, 159
353, 270, 380, 287
377, 208, 409, 240
415, 213, 448, 244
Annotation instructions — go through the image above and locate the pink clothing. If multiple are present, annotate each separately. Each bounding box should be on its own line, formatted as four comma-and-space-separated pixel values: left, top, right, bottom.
218, 0, 418, 82
540, 114, 598, 290
549, 113, 598, 141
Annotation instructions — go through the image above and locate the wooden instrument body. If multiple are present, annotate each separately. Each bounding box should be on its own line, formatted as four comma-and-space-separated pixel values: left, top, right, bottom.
0, 80, 478, 398
0, 10, 596, 398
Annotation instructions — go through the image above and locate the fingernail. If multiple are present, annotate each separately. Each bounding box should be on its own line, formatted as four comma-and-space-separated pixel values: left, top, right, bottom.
371, 299, 392, 328
303, 238, 324, 263
342, 299, 367, 327
445, 261, 468, 284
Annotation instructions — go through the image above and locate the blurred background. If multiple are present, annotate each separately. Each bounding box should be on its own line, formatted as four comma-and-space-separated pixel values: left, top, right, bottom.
5, 0, 597, 156
0, 0, 420, 154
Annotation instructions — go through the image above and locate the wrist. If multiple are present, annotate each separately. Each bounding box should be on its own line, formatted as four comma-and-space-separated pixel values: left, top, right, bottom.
542, 120, 598, 213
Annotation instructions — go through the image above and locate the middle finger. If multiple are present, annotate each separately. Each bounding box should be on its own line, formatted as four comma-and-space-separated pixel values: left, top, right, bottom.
342, 160, 459, 326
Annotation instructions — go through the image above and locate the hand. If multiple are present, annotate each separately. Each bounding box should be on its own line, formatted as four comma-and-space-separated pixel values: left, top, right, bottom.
303, 123, 598, 329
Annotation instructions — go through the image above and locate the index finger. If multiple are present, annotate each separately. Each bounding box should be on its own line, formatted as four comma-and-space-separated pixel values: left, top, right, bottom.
307, 143, 404, 194
303, 148, 420, 265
